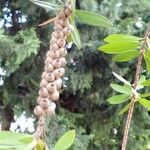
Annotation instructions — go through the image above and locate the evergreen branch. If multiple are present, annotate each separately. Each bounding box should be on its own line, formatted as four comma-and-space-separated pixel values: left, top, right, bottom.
121, 24, 150, 150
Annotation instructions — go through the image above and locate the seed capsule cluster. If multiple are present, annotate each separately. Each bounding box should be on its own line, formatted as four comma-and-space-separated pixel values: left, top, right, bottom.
34, 2, 72, 117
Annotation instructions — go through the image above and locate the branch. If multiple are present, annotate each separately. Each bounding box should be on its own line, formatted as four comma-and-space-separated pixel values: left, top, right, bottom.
121, 24, 150, 150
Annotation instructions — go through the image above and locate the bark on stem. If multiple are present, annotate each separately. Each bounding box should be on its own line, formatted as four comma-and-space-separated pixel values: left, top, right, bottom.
121, 25, 150, 150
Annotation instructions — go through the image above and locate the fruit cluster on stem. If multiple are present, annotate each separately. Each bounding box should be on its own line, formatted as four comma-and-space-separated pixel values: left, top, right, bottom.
34, 1, 72, 140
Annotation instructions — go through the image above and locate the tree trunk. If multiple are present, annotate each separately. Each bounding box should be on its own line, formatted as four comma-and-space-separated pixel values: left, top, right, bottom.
1, 105, 14, 130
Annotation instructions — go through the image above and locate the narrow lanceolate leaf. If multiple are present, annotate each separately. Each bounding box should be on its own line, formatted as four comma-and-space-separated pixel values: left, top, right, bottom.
137, 75, 146, 90
119, 102, 131, 115
107, 94, 131, 104
141, 80, 150, 86
75, 9, 112, 28
112, 72, 131, 86
112, 51, 140, 62
53, 130, 75, 150
104, 34, 142, 43
99, 42, 139, 54
110, 84, 132, 94
70, 21, 82, 49
138, 98, 150, 108
144, 51, 150, 71
29, 0, 58, 10
141, 93, 150, 98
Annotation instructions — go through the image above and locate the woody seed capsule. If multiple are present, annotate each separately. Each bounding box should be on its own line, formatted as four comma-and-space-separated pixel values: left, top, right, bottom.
53, 78, 62, 90
45, 57, 53, 65
44, 64, 54, 72
49, 51, 60, 59
57, 39, 66, 47
53, 30, 64, 39
46, 83, 57, 92
34, 105, 44, 116
59, 48, 67, 57
50, 37, 58, 44
40, 79, 48, 87
58, 10, 66, 19
50, 90, 60, 101
38, 87, 49, 98
63, 27, 70, 36
52, 59, 61, 69
54, 24, 64, 31
46, 102, 56, 116
59, 57, 67, 67
42, 71, 47, 79
50, 43, 59, 51
37, 96, 43, 104
45, 73, 55, 82
39, 98, 51, 109
59, 18, 68, 27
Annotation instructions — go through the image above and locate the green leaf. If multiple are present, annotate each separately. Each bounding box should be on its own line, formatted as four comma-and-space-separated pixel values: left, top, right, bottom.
99, 42, 139, 54
70, 21, 82, 49
139, 75, 146, 84
110, 84, 132, 94
71, 0, 76, 12
137, 75, 145, 89
0, 131, 33, 150
35, 140, 45, 150
141, 79, 150, 86
107, 94, 131, 104
112, 51, 140, 62
29, 0, 58, 10
53, 130, 75, 150
104, 34, 142, 43
141, 93, 150, 98
112, 72, 131, 86
119, 102, 131, 115
75, 9, 112, 28
144, 51, 150, 71
138, 98, 150, 108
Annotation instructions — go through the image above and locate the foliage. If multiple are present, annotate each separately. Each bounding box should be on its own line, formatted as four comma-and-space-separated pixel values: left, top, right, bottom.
0, 28, 40, 73
0, 0, 150, 150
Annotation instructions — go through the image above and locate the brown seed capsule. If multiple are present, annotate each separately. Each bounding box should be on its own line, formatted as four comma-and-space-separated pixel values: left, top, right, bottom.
52, 59, 61, 69
53, 30, 64, 39
50, 43, 59, 51
54, 24, 64, 31
38, 87, 49, 98
45, 57, 53, 65
54, 17, 60, 25
50, 90, 60, 101
39, 98, 51, 109
59, 57, 67, 67
59, 48, 67, 57
37, 96, 43, 104
59, 68, 65, 76
58, 10, 66, 19
40, 79, 48, 87
46, 51, 52, 57
53, 69, 62, 78
53, 78, 62, 90
44, 64, 54, 72
49, 50, 60, 59
50, 37, 58, 44
65, 8, 72, 17
45, 73, 55, 82
63, 27, 70, 36
46, 83, 57, 92
59, 18, 68, 27
42, 71, 47, 79
46, 102, 56, 116
34, 105, 44, 116
57, 39, 66, 47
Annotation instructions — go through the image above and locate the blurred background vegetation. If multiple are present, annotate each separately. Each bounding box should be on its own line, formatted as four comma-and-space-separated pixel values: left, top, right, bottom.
0, 0, 150, 149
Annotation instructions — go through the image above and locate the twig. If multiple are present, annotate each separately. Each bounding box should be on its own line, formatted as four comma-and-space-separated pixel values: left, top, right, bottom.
121, 25, 150, 150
